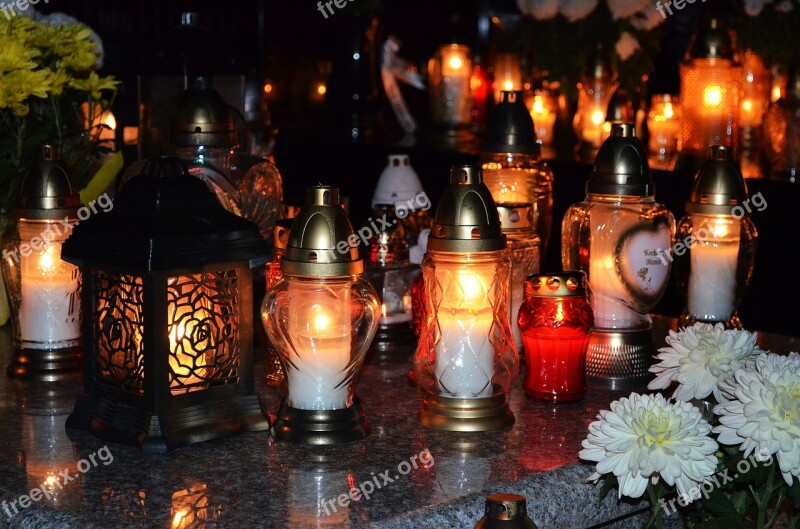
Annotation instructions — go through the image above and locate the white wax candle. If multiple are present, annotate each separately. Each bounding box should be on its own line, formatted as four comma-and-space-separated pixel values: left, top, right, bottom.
688, 239, 740, 322
19, 246, 81, 347
435, 270, 495, 398
286, 283, 352, 410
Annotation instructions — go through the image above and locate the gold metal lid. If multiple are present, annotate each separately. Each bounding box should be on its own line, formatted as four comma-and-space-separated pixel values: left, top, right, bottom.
13, 145, 81, 220
688, 18, 735, 61
427, 166, 506, 253
497, 202, 533, 231
524, 271, 587, 298
685, 146, 748, 215
281, 186, 363, 277
587, 123, 653, 197
168, 80, 237, 147
485, 493, 528, 521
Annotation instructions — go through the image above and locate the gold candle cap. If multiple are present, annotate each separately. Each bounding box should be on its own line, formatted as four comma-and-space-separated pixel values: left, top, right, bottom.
427, 166, 506, 253
524, 271, 587, 298
685, 145, 749, 215
688, 17, 735, 61
281, 185, 363, 277
485, 493, 528, 521
13, 145, 81, 220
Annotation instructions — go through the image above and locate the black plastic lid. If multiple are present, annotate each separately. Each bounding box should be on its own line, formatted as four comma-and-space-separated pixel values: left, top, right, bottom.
482, 90, 537, 155
61, 156, 267, 271
587, 124, 654, 197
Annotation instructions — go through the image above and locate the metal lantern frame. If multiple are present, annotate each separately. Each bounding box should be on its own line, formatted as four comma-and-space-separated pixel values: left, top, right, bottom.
62, 157, 270, 452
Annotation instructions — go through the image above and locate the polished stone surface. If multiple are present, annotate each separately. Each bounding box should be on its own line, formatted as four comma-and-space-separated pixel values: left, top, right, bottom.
0, 318, 796, 529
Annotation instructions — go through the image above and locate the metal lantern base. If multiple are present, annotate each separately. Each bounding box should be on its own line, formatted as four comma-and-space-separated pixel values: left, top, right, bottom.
6, 347, 82, 382
418, 393, 514, 432
678, 311, 742, 330
272, 399, 370, 445
586, 328, 655, 383
65, 393, 270, 453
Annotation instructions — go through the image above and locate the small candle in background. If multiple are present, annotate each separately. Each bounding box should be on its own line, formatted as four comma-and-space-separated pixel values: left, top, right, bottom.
647, 94, 681, 168
528, 89, 557, 146
429, 44, 472, 127
491, 53, 522, 104
770, 66, 786, 103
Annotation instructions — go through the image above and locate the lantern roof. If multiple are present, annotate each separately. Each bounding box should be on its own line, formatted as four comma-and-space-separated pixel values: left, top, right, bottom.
62, 156, 267, 271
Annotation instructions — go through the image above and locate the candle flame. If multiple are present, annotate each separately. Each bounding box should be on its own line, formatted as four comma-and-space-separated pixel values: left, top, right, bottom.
316, 83, 327, 96
555, 301, 565, 324
448, 55, 463, 71
663, 102, 674, 119
742, 99, 753, 112
38, 249, 56, 272
532, 95, 545, 114
502, 79, 514, 91
172, 509, 188, 529
591, 109, 605, 126
310, 306, 333, 334
772, 85, 783, 102
703, 85, 723, 107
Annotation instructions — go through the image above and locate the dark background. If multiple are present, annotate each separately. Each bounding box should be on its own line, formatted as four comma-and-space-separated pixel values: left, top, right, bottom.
31, 0, 800, 336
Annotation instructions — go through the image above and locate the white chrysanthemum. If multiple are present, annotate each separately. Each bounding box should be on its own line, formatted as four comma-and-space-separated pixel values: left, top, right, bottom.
559, 0, 598, 22
713, 352, 800, 485
580, 393, 719, 499
615, 31, 640, 61
648, 323, 762, 403
607, 0, 652, 19
744, 0, 773, 16
516, 0, 560, 20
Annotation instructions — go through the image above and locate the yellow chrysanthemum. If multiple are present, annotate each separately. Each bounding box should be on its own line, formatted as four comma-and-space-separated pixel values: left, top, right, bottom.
1, 68, 51, 102
69, 71, 119, 99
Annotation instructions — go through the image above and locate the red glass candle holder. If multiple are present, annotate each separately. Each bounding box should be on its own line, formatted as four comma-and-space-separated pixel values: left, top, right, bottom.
518, 272, 593, 402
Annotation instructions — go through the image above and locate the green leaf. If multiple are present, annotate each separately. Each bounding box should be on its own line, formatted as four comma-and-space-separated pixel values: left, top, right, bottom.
790, 479, 800, 509
704, 489, 738, 517
598, 475, 619, 502
730, 491, 749, 517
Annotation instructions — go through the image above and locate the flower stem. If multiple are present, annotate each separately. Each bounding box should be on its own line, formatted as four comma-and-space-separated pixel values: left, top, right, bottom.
645, 482, 665, 529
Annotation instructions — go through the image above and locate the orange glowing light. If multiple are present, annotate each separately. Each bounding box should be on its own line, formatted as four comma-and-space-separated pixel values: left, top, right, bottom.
316, 83, 327, 96
703, 85, 723, 107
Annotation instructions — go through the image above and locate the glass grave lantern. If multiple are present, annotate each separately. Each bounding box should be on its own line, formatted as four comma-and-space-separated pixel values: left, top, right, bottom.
679, 18, 741, 157
481, 90, 554, 258
262, 186, 380, 444
2, 146, 82, 381
415, 166, 517, 432
62, 156, 270, 452
562, 124, 675, 381
264, 218, 293, 387
675, 146, 758, 329
574, 46, 617, 157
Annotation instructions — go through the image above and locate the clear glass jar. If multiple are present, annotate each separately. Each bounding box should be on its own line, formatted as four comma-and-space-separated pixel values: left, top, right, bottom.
428, 44, 473, 128
574, 71, 616, 149
2, 219, 82, 351
262, 275, 379, 410
674, 213, 758, 328
498, 204, 540, 353
562, 195, 675, 330
415, 250, 516, 398
647, 94, 681, 168
481, 152, 554, 256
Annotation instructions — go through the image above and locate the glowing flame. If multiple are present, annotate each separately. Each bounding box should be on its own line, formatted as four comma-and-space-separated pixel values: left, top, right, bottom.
703, 85, 723, 107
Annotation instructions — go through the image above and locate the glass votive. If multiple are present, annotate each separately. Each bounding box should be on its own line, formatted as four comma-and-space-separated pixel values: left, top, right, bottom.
428, 44, 473, 128
647, 94, 681, 166
518, 272, 593, 402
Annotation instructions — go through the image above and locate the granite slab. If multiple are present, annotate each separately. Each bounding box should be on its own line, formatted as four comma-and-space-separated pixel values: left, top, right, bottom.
0, 317, 796, 529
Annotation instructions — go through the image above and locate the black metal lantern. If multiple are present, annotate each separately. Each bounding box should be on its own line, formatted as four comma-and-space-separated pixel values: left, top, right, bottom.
62, 156, 270, 452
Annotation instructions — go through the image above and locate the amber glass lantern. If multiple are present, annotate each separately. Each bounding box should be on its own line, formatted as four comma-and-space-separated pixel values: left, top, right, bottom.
415, 166, 517, 432
562, 124, 675, 381
574, 47, 617, 156
675, 146, 758, 329
62, 157, 270, 452
481, 90, 554, 257
262, 186, 380, 444
264, 218, 293, 387
679, 18, 741, 157
647, 94, 681, 169
2, 146, 83, 381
